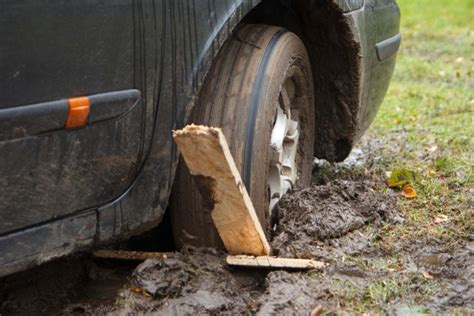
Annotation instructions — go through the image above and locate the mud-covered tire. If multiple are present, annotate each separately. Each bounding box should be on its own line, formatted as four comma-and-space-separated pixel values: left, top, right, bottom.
170, 24, 315, 248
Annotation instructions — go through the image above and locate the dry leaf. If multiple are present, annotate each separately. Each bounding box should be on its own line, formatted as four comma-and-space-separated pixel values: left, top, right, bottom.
421, 271, 434, 280
129, 287, 151, 297
130, 287, 142, 293
401, 184, 417, 198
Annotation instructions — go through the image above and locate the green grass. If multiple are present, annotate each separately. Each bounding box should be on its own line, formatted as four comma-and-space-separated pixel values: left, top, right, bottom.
324, 2, 474, 312
328, 274, 436, 313
368, 0, 474, 247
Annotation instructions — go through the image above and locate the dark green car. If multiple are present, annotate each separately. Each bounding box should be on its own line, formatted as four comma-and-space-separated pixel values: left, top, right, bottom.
0, 0, 400, 276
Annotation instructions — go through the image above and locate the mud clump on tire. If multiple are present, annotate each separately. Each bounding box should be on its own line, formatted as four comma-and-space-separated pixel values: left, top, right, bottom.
271, 179, 401, 259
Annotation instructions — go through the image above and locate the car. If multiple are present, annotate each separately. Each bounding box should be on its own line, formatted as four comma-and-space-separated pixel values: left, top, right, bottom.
0, 0, 401, 277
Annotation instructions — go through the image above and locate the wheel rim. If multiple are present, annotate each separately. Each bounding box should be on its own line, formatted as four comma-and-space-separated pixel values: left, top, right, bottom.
268, 78, 300, 213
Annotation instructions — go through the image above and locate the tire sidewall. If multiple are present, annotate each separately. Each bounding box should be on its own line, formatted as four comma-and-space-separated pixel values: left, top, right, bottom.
248, 32, 315, 229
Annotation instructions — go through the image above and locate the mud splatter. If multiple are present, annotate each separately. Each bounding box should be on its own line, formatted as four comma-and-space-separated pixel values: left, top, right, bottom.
192, 175, 218, 211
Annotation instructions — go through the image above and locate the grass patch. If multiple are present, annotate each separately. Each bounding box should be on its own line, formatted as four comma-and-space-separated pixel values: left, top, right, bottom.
328, 273, 439, 313
367, 0, 473, 247
323, 1, 474, 312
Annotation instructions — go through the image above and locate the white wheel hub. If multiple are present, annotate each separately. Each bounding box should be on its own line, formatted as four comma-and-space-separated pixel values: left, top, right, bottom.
268, 86, 299, 213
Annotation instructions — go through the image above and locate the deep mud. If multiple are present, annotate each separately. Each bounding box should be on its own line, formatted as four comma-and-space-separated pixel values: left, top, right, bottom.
271, 179, 402, 259
112, 172, 472, 314
1, 161, 472, 314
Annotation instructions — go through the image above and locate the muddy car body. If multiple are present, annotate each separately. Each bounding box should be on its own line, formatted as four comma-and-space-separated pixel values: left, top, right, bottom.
0, 0, 400, 277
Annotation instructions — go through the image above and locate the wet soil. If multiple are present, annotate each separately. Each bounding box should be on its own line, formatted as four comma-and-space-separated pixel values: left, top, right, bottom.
1, 157, 472, 314
110, 171, 472, 314
271, 178, 402, 259
0, 255, 135, 315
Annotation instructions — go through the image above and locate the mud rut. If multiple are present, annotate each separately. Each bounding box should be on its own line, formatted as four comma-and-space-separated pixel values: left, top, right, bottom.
1, 168, 472, 314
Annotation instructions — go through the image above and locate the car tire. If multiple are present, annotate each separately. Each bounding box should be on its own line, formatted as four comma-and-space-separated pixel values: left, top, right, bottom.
170, 24, 315, 248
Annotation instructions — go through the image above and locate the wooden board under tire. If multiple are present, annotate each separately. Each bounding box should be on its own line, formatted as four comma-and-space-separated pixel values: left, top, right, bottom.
226, 255, 327, 270
93, 250, 170, 260
172, 124, 271, 256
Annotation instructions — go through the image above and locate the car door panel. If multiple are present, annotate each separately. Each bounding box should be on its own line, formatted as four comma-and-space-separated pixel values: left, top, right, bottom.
0, 90, 144, 233
0, 1, 146, 234
0, 0, 135, 107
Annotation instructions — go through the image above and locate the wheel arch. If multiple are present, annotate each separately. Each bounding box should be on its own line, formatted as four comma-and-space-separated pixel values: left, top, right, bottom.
243, 0, 364, 162
188, 0, 364, 162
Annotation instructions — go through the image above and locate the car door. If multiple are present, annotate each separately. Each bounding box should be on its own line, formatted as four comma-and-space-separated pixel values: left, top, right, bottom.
0, 0, 148, 234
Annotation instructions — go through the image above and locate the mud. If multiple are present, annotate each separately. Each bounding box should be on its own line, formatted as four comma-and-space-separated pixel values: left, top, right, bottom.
0, 255, 131, 315
115, 243, 472, 314
116, 248, 336, 314
116, 248, 264, 314
1, 161, 472, 314
192, 175, 218, 211
271, 179, 401, 259
112, 170, 471, 314
107, 177, 396, 314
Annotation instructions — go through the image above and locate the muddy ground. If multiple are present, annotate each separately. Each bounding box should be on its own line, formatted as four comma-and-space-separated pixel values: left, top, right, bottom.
109, 167, 471, 315
1, 148, 471, 315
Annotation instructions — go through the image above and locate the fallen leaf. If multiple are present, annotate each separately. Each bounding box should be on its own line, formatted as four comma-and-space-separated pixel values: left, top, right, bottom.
387, 169, 415, 188
129, 287, 152, 297
401, 184, 417, 198
434, 214, 449, 223
130, 287, 142, 293
421, 271, 434, 280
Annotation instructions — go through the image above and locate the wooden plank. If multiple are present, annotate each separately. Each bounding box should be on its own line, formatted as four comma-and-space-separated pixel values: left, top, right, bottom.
93, 250, 170, 261
226, 255, 327, 270
172, 124, 271, 256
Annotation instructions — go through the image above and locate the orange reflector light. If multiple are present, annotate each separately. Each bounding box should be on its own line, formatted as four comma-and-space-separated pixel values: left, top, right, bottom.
66, 96, 90, 128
